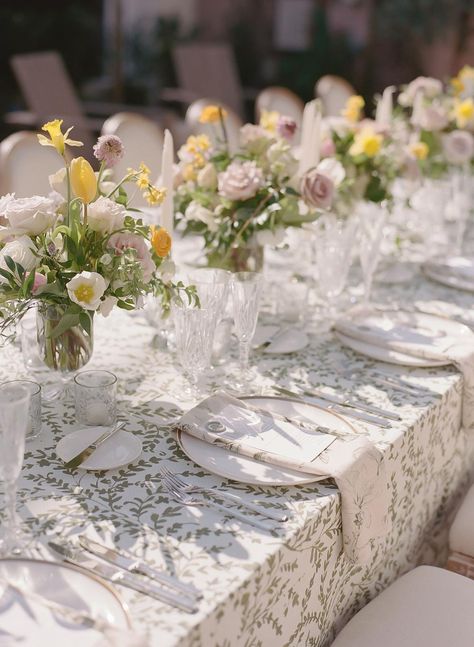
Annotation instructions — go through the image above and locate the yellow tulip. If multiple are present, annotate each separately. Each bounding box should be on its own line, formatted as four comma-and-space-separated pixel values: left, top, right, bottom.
151, 226, 172, 257
199, 105, 227, 124
70, 157, 97, 203
37, 119, 82, 156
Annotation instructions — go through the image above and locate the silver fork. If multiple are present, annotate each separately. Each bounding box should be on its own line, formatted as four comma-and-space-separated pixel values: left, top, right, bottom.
160, 466, 289, 523
161, 476, 275, 532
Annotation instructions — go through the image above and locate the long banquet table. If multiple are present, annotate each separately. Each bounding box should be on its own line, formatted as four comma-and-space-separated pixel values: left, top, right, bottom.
2, 264, 474, 647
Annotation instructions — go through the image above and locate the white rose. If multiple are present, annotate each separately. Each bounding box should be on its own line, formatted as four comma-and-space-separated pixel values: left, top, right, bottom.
66, 271, 108, 311
218, 161, 264, 201
99, 295, 118, 317
49, 167, 68, 198
316, 158, 346, 187
442, 130, 474, 165
256, 227, 286, 246
0, 193, 15, 226
239, 124, 273, 153
197, 163, 217, 190
5, 195, 57, 235
185, 201, 219, 232
0, 235, 38, 282
88, 196, 126, 234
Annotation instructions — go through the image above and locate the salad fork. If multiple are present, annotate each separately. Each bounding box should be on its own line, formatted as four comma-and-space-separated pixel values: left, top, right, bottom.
160, 465, 289, 522
161, 476, 275, 532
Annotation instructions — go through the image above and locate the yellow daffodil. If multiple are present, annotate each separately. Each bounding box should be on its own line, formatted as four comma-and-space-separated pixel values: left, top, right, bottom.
260, 109, 280, 133
199, 105, 227, 124
453, 98, 474, 128
150, 226, 172, 257
144, 186, 166, 206
349, 127, 383, 158
409, 141, 429, 160
342, 95, 365, 122
70, 156, 97, 203
37, 119, 82, 156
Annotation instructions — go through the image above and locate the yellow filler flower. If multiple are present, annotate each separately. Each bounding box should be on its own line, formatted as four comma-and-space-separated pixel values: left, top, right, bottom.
342, 95, 365, 122
409, 141, 429, 161
70, 157, 97, 203
37, 119, 82, 156
199, 105, 227, 124
453, 98, 474, 128
260, 109, 280, 133
151, 226, 172, 257
349, 128, 383, 158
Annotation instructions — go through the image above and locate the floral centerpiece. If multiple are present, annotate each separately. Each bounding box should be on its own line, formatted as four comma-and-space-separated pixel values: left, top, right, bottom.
0, 120, 194, 372
173, 106, 319, 272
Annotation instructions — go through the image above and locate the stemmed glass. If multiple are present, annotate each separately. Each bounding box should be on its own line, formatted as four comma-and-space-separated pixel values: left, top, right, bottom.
445, 167, 472, 256
231, 272, 263, 387
0, 383, 31, 555
357, 202, 387, 305
172, 300, 217, 398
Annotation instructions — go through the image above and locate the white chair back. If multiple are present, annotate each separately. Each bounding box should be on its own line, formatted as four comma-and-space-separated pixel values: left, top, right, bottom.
315, 75, 357, 117
102, 112, 164, 208
255, 86, 304, 144
186, 99, 243, 154
0, 131, 62, 196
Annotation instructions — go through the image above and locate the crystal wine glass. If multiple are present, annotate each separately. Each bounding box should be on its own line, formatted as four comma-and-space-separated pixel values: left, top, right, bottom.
172, 301, 217, 397
357, 202, 387, 304
231, 272, 263, 386
0, 382, 31, 555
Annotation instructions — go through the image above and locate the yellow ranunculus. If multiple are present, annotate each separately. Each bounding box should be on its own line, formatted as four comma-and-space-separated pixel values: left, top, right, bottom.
453, 98, 474, 128
37, 119, 83, 156
409, 141, 429, 161
260, 109, 280, 133
70, 157, 97, 203
151, 226, 172, 257
349, 128, 383, 158
342, 95, 365, 122
199, 105, 227, 124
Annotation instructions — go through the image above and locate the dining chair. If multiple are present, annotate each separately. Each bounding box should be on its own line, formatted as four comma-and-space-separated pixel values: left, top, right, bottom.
185, 99, 243, 153
331, 565, 474, 646
447, 483, 474, 579
0, 131, 62, 197
314, 75, 357, 117
101, 112, 165, 207
255, 86, 304, 144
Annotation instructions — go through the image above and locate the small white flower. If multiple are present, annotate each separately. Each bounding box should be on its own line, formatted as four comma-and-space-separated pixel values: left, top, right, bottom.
316, 158, 346, 187
185, 201, 219, 232
66, 271, 108, 311
49, 167, 68, 198
99, 295, 118, 317
5, 195, 57, 235
88, 196, 126, 234
0, 235, 38, 282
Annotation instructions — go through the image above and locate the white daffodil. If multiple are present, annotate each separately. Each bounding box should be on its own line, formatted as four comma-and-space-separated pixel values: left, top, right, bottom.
66, 271, 108, 311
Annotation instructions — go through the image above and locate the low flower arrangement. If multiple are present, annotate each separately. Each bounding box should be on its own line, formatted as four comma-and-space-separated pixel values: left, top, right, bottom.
173, 106, 319, 270
0, 120, 194, 371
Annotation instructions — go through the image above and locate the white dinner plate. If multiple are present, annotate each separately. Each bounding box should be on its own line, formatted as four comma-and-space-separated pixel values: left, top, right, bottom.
334, 309, 470, 367
56, 426, 142, 471
177, 396, 356, 486
0, 558, 130, 646
423, 264, 474, 293
253, 325, 309, 354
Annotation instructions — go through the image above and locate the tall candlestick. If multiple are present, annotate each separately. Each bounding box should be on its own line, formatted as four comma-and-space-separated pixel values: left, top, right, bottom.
299, 99, 321, 176
160, 129, 174, 234
376, 86, 395, 126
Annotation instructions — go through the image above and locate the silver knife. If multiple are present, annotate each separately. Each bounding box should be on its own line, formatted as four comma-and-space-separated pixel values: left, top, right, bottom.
254, 326, 289, 351
78, 536, 201, 600
301, 388, 401, 421
64, 421, 125, 470
48, 541, 198, 613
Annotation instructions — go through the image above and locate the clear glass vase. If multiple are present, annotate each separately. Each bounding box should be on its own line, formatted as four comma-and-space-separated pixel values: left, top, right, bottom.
36, 304, 94, 374
207, 241, 264, 273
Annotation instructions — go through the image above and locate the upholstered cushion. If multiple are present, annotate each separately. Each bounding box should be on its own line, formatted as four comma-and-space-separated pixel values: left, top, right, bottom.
332, 566, 474, 647
450, 484, 474, 557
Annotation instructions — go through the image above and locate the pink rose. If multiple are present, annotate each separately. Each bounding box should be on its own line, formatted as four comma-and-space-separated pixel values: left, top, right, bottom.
276, 116, 297, 141
320, 138, 336, 158
300, 169, 335, 210
108, 232, 155, 281
442, 130, 474, 165
218, 161, 264, 201
411, 103, 449, 131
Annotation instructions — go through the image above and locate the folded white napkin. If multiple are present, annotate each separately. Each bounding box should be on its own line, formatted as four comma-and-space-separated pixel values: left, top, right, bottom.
335, 310, 474, 430
176, 392, 391, 564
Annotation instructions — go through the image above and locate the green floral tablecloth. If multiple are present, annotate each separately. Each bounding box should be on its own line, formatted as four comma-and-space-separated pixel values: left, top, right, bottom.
1, 269, 474, 647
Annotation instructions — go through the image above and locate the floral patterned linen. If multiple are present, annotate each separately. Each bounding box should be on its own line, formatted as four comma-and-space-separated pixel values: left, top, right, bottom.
1, 270, 474, 647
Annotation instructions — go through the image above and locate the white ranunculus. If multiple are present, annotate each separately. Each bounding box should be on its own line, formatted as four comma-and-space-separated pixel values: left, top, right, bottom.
184, 201, 219, 232
266, 140, 297, 178
159, 258, 176, 284
0, 235, 38, 282
88, 196, 126, 234
49, 167, 68, 198
399, 76, 443, 106
442, 130, 474, 165
256, 227, 286, 247
98, 295, 118, 317
197, 163, 218, 190
66, 271, 108, 311
5, 195, 57, 235
316, 158, 346, 187
218, 161, 264, 201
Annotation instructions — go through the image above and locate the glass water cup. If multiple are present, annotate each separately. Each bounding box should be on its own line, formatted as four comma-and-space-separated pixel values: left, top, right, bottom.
74, 370, 117, 426
1, 379, 42, 440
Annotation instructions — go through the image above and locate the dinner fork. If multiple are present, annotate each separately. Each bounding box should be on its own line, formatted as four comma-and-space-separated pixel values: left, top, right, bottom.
160, 466, 289, 522
161, 476, 275, 532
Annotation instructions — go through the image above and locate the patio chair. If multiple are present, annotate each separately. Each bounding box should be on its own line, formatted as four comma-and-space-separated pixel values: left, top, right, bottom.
185, 99, 243, 153
315, 75, 357, 117
447, 483, 474, 579
255, 86, 304, 143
